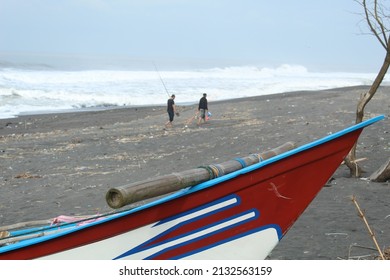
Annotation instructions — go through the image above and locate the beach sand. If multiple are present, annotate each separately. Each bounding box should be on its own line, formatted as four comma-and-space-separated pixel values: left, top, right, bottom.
0, 85, 389, 260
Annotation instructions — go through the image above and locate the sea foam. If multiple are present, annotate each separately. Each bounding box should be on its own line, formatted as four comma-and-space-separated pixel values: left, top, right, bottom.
0, 64, 386, 119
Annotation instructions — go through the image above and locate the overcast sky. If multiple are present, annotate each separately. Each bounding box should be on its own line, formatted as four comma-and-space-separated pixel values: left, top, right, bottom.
0, 0, 386, 72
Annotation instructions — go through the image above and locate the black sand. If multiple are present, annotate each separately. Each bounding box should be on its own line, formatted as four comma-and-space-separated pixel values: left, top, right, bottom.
0, 86, 389, 259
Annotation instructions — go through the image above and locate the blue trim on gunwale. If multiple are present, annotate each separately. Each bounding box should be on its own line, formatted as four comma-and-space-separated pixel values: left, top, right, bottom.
0, 115, 385, 254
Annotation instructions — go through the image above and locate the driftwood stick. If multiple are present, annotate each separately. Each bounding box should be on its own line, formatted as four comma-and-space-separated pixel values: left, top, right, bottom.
0, 232, 45, 246
351, 195, 385, 260
0, 219, 52, 232
0, 227, 70, 246
369, 157, 390, 182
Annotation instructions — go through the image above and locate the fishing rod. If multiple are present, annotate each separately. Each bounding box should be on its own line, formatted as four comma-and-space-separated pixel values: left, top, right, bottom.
153, 62, 180, 116
153, 62, 171, 97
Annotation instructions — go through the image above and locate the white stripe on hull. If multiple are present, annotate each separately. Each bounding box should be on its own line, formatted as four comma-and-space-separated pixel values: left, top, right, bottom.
38, 224, 279, 260
38, 197, 278, 260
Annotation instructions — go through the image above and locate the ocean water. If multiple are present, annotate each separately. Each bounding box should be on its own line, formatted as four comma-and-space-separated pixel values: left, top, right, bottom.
0, 62, 387, 119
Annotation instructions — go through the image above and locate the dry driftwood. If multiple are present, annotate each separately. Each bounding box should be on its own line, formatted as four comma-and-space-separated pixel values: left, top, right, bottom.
351, 195, 385, 260
0, 219, 52, 232
106, 142, 296, 209
369, 157, 390, 182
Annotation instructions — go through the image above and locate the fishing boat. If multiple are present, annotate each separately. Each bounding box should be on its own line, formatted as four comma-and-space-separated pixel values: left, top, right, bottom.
0, 115, 385, 260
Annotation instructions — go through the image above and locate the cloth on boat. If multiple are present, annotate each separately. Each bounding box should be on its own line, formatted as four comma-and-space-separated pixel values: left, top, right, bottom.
51, 215, 104, 226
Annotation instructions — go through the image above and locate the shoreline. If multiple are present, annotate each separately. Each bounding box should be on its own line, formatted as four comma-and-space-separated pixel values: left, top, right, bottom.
0, 85, 373, 122
0, 85, 389, 259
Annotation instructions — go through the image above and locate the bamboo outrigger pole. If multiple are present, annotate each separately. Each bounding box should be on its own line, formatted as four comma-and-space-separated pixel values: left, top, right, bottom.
106, 142, 296, 209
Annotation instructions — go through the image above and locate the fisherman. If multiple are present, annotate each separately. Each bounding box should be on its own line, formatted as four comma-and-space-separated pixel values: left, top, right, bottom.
165, 94, 176, 128
197, 93, 208, 125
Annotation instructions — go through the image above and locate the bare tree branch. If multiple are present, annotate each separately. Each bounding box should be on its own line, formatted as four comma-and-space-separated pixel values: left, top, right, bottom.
363, 0, 388, 49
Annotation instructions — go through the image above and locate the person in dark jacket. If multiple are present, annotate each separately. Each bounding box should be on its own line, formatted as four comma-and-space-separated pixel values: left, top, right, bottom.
165, 94, 176, 127
197, 93, 208, 125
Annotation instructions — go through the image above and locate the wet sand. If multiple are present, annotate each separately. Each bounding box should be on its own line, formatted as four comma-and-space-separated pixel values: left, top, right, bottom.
0, 85, 389, 259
